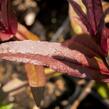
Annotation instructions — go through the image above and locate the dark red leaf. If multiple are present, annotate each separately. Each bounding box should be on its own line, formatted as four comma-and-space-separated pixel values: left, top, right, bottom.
82, 0, 103, 34
68, 0, 109, 55
0, 0, 17, 41
63, 34, 104, 57
0, 53, 86, 78
98, 8, 109, 54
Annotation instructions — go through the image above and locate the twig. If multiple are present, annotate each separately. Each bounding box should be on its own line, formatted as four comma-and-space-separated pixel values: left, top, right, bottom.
71, 80, 95, 109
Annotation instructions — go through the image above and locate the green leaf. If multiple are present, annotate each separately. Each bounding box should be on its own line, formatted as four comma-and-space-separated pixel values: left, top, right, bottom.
98, 86, 108, 98
0, 104, 13, 109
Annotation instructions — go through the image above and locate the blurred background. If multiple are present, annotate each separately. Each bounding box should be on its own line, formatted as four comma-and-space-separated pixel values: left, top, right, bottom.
1, 0, 109, 109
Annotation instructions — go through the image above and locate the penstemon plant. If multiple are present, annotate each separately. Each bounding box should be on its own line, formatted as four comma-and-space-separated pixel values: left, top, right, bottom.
0, 0, 109, 85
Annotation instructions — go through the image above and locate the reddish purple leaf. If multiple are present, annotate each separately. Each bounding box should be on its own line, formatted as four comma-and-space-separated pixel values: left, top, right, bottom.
68, 0, 109, 55
100, 27, 109, 54
98, 8, 109, 54
0, 53, 86, 78
1, 53, 109, 82
69, 0, 103, 36
82, 0, 103, 34
63, 34, 104, 57
0, 0, 17, 41
0, 40, 101, 68
0, 40, 109, 82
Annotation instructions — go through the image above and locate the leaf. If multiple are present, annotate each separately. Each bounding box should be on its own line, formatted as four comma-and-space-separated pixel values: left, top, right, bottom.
69, 0, 103, 36
98, 8, 109, 54
0, 40, 109, 82
68, 0, 94, 35
68, 0, 109, 56
0, 0, 17, 41
94, 82, 109, 99
0, 40, 102, 69
25, 64, 46, 87
0, 104, 13, 109
16, 23, 39, 40
82, 0, 103, 34
63, 34, 103, 58
25, 64, 46, 106
97, 86, 108, 98
69, 3, 88, 34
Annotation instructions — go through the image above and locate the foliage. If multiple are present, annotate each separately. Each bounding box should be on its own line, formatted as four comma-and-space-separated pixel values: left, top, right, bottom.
0, 104, 13, 109
0, 0, 109, 84
95, 82, 109, 98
